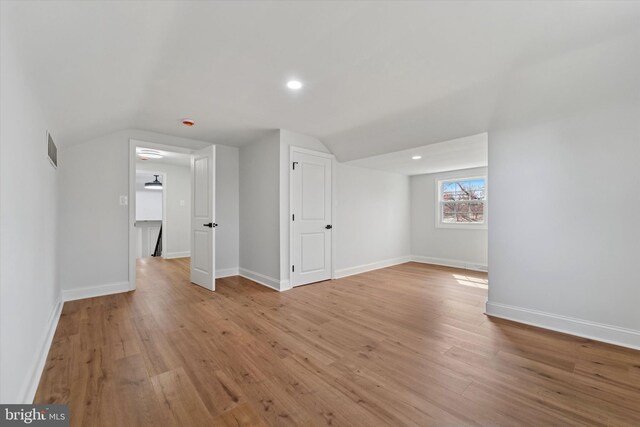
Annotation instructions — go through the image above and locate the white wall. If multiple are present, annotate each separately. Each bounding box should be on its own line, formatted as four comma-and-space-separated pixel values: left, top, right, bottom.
136, 190, 163, 221
240, 129, 413, 287
215, 145, 240, 276
136, 162, 191, 258
0, 21, 60, 403
239, 129, 332, 289
487, 102, 640, 349
335, 164, 411, 277
59, 134, 131, 294
238, 131, 281, 286
59, 129, 239, 296
410, 167, 488, 270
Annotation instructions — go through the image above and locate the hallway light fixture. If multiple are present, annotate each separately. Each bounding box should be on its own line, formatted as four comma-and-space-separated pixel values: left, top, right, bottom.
412, 155, 422, 160
144, 175, 163, 190
138, 149, 163, 160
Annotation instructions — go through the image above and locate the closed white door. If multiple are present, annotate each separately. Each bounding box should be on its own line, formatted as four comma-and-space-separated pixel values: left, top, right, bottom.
291, 150, 332, 287
190, 145, 216, 291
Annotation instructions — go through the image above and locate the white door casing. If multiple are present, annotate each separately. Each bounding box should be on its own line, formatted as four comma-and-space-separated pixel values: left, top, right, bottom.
190, 145, 216, 290
291, 150, 332, 287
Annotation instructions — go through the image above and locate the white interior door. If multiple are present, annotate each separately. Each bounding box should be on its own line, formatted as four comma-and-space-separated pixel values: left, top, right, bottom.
190, 145, 216, 290
291, 150, 332, 287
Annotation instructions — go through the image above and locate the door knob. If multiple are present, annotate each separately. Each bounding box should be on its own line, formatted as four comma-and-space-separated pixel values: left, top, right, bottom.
204, 222, 218, 228
325, 224, 332, 229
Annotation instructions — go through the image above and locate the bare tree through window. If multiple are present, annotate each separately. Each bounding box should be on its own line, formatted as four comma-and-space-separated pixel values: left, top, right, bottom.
440, 178, 486, 224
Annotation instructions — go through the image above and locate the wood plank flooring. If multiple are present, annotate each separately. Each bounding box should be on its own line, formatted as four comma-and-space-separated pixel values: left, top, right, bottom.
35, 258, 640, 426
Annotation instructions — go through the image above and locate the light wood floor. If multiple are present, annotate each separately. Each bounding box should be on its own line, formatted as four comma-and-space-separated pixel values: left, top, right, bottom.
35, 258, 640, 426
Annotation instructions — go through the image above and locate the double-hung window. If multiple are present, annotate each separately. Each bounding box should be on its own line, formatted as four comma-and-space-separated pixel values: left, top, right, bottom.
437, 177, 487, 229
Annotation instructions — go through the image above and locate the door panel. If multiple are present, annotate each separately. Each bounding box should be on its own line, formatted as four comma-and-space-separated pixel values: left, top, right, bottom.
301, 233, 326, 273
192, 230, 209, 275
194, 156, 209, 217
301, 163, 326, 219
190, 145, 216, 290
292, 150, 332, 287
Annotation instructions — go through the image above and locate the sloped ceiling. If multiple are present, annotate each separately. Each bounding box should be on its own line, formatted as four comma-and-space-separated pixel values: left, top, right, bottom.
2, 1, 639, 161
347, 133, 487, 176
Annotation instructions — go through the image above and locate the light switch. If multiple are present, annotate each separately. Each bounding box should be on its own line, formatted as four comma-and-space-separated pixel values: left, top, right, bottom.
180, 200, 185, 207
119, 195, 128, 206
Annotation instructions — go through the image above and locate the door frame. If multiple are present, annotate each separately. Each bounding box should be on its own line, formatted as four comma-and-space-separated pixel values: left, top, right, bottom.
289, 146, 337, 287
128, 139, 194, 291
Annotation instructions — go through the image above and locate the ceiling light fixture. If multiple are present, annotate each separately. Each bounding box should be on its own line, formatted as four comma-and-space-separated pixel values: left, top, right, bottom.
412, 155, 422, 160
286, 80, 303, 90
144, 175, 163, 190
182, 118, 195, 126
138, 149, 163, 160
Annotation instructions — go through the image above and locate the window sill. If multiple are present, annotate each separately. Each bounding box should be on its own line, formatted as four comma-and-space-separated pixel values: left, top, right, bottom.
436, 223, 487, 230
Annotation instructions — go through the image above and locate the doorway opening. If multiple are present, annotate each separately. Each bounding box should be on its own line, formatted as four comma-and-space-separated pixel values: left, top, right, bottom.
128, 140, 217, 292
135, 171, 166, 258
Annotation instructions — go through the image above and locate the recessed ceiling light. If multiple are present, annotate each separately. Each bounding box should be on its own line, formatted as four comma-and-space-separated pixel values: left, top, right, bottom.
412, 155, 422, 160
182, 118, 195, 126
286, 80, 303, 90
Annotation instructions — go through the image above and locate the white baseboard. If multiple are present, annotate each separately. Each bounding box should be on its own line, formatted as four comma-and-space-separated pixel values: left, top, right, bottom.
411, 255, 487, 272
20, 298, 63, 403
164, 251, 190, 259
62, 281, 133, 302
216, 267, 239, 278
239, 268, 281, 291
334, 256, 412, 279
486, 301, 640, 350
280, 280, 292, 291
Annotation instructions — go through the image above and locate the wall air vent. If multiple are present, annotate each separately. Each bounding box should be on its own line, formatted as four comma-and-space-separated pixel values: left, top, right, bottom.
47, 131, 57, 168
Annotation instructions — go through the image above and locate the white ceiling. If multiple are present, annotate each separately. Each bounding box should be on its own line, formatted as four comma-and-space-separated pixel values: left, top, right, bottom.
3, 1, 640, 161
348, 133, 487, 176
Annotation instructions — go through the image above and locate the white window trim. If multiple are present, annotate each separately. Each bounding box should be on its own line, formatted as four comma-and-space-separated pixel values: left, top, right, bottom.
435, 175, 488, 230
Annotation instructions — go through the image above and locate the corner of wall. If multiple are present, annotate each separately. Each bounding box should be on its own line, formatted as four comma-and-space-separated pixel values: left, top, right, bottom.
485, 301, 640, 351
238, 268, 282, 291
62, 281, 132, 302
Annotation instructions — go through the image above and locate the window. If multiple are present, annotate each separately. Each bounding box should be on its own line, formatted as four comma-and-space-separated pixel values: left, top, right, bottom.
437, 177, 487, 228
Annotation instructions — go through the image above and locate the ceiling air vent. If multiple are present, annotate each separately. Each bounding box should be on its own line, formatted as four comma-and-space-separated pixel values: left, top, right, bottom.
47, 131, 57, 168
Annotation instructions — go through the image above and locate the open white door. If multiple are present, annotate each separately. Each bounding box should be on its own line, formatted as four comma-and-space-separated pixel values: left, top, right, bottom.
190, 145, 216, 291
291, 150, 332, 287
